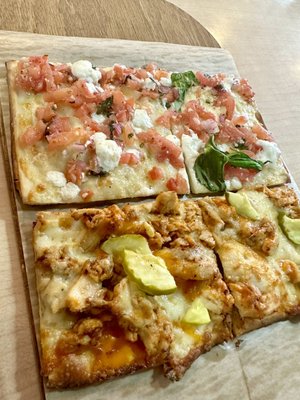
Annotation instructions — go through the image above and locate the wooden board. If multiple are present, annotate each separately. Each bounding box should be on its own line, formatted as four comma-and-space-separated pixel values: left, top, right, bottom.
1, 30, 300, 400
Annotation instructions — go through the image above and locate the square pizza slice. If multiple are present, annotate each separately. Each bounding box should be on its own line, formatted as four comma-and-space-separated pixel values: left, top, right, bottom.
7, 57, 189, 204
33, 192, 233, 388
198, 185, 300, 336
154, 70, 289, 193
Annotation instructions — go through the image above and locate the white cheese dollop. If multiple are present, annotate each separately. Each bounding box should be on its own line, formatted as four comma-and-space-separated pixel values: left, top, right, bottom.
71, 60, 101, 84
60, 182, 81, 200
85, 82, 104, 94
143, 77, 156, 90
160, 76, 172, 87
181, 132, 204, 158
91, 132, 122, 172
46, 171, 67, 188
256, 139, 281, 164
132, 109, 153, 131
216, 143, 230, 153
225, 177, 243, 191
91, 113, 106, 124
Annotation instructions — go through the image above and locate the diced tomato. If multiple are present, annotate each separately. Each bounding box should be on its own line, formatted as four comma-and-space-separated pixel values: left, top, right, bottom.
65, 160, 87, 185
154, 69, 169, 80
164, 88, 179, 103
179, 100, 218, 141
46, 117, 89, 150
224, 165, 258, 183
252, 124, 272, 141
156, 110, 178, 129
232, 115, 248, 126
119, 152, 140, 166
135, 68, 148, 80
16, 56, 71, 93
44, 80, 105, 108
166, 174, 188, 193
214, 91, 235, 120
195, 71, 225, 87
80, 189, 94, 202
140, 90, 160, 100
217, 120, 261, 153
138, 129, 184, 169
184, 100, 217, 121
126, 78, 143, 90
144, 63, 158, 75
35, 103, 56, 123
19, 120, 46, 146
122, 122, 136, 146
148, 166, 164, 181
232, 78, 255, 101
112, 90, 134, 122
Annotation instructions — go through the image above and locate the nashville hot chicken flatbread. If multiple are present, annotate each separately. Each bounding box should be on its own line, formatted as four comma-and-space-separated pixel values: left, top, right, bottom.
198, 185, 300, 336
33, 192, 234, 388
32, 187, 300, 388
7, 56, 288, 204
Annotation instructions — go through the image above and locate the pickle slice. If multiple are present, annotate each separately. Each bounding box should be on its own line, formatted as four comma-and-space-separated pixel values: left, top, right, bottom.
101, 234, 152, 259
226, 191, 259, 220
278, 213, 300, 245
182, 298, 211, 325
122, 249, 177, 296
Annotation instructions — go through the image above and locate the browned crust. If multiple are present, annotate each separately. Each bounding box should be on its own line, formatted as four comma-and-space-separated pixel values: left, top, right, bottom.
45, 358, 156, 389
163, 314, 233, 381
232, 306, 300, 337
6, 60, 22, 196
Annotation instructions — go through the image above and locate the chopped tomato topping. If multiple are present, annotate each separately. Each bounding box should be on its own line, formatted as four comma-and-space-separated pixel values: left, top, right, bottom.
217, 121, 261, 153
166, 174, 188, 193
148, 166, 164, 181
35, 103, 56, 123
16, 56, 71, 92
46, 117, 88, 150
164, 88, 179, 103
44, 80, 106, 108
232, 78, 255, 101
252, 124, 272, 141
119, 152, 140, 166
195, 72, 225, 87
19, 120, 46, 146
179, 100, 218, 141
138, 129, 184, 169
112, 90, 134, 122
140, 90, 160, 100
144, 63, 158, 75
224, 165, 258, 183
214, 91, 235, 120
154, 69, 169, 80
65, 160, 87, 185
122, 122, 136, 146
156, 110, 178, 129
232, 115, 248, 126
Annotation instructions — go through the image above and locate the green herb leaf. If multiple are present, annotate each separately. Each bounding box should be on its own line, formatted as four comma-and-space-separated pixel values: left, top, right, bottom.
227, 153, 265, 171
171, 71, 198, 111
96, 96, 113, 116
194, 136, 228, 192
193, 136, 268, 192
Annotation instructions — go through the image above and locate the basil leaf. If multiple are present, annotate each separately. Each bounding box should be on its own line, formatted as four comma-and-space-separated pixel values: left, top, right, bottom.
194, 136, 228, 192
96, 96, 113, 116
193, 136, 268, 192
171, 71, 198, 111
227, 152, 265, 171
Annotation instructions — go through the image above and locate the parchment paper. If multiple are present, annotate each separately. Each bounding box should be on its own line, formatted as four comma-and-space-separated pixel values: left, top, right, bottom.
0, 30, 299, 400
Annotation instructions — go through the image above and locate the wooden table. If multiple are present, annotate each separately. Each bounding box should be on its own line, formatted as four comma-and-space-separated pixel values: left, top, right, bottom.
0, 2, 219, 399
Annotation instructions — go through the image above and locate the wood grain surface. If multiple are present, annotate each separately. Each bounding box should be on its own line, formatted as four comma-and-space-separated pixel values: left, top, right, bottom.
0, 0, 219, 47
